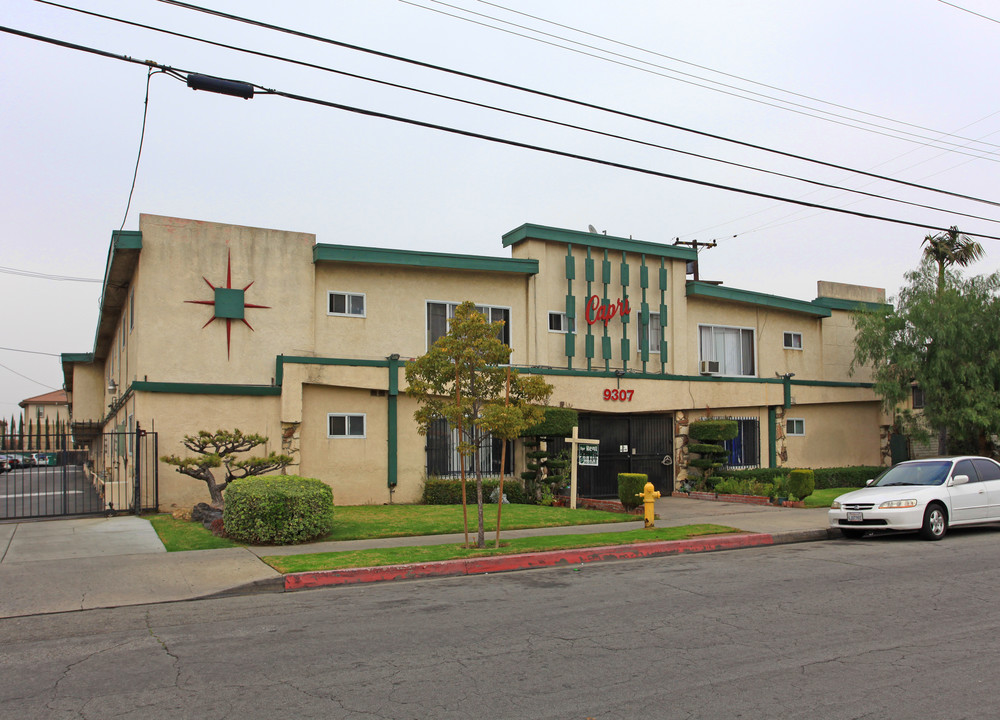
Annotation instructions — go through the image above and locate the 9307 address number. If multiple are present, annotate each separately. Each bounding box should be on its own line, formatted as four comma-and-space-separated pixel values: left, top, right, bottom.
603, 389, 634, 402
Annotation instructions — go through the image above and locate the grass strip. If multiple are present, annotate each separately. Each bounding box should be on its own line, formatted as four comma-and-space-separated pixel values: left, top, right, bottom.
262, 523, 740, 574
148, 514, 240, 552
804, 488, 848, 508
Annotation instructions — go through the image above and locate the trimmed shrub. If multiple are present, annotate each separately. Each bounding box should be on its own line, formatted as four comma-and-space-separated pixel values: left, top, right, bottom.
422, 479, 529, 505
618, 473, 648, 511
223, 475, 334, 545
786, 469, 815, 500
721, 466, 881, 490
689, 419, 739, 442
714, 478, 776, 498
522, 407, 579, 437
688, 443, 726, 455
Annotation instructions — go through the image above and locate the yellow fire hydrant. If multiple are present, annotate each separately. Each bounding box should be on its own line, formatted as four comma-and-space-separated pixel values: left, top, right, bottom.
636, 481, 661, 528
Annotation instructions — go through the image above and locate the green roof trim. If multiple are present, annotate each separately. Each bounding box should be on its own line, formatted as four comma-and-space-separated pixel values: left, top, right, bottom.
61, 353, 94, 363
502, 224, 697, 261
131, 382, 280, 396
518, 366, 873, 389
313, 244, 538, 275
812, 296, 892, 313
686, 281, 832, 318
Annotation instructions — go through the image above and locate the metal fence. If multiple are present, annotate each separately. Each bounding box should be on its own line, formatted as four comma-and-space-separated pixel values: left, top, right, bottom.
1, 429, 158, 520
425, 418, 513, 479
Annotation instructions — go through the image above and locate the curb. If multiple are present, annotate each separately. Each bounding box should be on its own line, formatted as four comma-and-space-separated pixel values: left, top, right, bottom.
283, 532, 783, 591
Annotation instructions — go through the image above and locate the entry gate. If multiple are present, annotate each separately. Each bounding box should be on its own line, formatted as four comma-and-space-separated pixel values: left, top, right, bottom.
569, 413, 674, 498
0, 429, 158, 520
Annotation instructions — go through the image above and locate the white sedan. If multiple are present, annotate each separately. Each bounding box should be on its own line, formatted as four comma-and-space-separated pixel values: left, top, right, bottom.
829, 456, 1000, 540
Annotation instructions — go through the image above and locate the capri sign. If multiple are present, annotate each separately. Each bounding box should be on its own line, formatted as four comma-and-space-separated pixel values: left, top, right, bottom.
585, 295, 631, 327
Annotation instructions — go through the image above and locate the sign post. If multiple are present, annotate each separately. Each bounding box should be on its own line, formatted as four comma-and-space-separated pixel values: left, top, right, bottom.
567, 425, 599, 510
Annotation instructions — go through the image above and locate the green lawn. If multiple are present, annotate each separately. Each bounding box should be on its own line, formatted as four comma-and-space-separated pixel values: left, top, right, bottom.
148, 503, 635, 552
263, 523, 740, 573
805, 488, 852, 508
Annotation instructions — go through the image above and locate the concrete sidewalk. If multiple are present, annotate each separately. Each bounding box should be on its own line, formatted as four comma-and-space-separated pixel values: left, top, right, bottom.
0, 497, 834, 618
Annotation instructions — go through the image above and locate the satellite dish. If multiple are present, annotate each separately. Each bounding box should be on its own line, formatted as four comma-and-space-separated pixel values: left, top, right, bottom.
588, 224, 598, 233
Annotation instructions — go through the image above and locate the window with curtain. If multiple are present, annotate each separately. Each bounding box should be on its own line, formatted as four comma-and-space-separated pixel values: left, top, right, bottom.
698, 325, 755, 376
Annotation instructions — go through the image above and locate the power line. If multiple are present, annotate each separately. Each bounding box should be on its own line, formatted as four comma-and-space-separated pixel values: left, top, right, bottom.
7, 24, 1000, 241
405, 0, 1000, 156
32, 1, 1000, 225
0, 265, 101, 282
153, 0, 1000, 207
937, 1, 1000, 25
0, 361, 57, 390
0, 347, 63, 357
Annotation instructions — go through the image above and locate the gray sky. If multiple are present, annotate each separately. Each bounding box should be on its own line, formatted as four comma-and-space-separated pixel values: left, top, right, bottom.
3, 0, 1000, 416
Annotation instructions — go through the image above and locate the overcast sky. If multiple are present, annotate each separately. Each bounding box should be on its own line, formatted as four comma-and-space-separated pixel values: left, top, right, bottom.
3, 0, 1000, 415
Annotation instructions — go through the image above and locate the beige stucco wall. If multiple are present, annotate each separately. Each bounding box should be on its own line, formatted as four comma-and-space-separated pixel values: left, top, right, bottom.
782, 401, 883, 468
312, 263, 531, 363
133, 215, 316, 385
70, 364, 106, 423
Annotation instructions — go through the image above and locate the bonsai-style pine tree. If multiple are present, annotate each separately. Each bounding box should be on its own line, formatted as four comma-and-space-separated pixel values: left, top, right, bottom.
161, 429, 293, 506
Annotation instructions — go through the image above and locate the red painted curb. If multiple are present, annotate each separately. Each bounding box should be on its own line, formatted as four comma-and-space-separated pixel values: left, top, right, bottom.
283, 533, 774, 590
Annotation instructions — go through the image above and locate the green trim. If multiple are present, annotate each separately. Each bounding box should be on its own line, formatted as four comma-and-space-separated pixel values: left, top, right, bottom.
565, 253, 576, 280
784, 379, 792, 409
768, 407, 777, 468
387, 356, 401, 488
812, 296, 892, 313
131, 381, 280, 396
214, 288, 245, 319
61, 353, 94, 363
517, 366, 874, 389
313, 244, 538, 275
687, 281, 832, 318
790, 379, 874, 389
565, 332, 576, 358
501, 223, 697, 261
276, 355, 389, 386
111, 230, 142, 250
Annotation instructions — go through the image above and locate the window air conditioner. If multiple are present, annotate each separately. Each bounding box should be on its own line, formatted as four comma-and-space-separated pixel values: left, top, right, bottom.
699, 360, 720, 375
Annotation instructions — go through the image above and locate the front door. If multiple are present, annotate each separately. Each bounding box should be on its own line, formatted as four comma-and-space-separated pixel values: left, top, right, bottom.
575, 413, 673, 497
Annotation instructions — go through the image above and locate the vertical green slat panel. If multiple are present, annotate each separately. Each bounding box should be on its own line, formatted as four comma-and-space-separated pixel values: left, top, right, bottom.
585, 257, 595, 282
620, 261, 629, 286
602, 258, 611, 284
660, 339, 668, 361
565, 294, 576, 318
601, 335, 612, 360
640, 264, 649, 289
620, 337, 630, 359
660, 304, 669, 326
659, 266, 668, 290
586, 333, 595, 359
565, 253, 575, 280
565, 332, 576, 358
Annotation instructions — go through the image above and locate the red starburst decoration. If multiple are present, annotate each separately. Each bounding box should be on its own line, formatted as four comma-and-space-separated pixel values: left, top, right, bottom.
185, 250, 269, 359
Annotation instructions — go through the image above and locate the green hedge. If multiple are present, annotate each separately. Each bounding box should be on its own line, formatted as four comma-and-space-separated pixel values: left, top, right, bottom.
689, 419, 739, 442
522, 407, 579, 437
223, 475, 334, 545
422, 479, 529, 505
617, 473, 648, 511
787, 469, 815, 500
719, 466, 884, 489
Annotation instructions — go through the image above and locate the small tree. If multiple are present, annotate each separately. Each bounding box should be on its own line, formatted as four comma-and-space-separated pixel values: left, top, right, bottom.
161, 429, 293, 506
406, 301, 552, 548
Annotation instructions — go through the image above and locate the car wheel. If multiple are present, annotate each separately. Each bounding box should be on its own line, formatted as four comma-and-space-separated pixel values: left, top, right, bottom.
840, 528, 866, 539
920, 503, 947, 541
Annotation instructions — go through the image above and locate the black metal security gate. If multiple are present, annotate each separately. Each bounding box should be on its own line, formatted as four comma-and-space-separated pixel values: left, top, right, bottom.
1, 429, 158, 520
571, 413, 674, 498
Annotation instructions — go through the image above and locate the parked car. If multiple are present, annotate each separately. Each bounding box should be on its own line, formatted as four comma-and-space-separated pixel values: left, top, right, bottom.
0, 455, 12, 473
829, 456, 1000, 540
29, 453, 48, 466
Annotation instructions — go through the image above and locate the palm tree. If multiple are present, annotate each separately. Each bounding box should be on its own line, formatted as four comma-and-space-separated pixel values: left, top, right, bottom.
921, 226, 984, 294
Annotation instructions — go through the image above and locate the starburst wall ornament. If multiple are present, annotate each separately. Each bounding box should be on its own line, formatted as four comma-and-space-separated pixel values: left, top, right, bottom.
185, 250, 269, 359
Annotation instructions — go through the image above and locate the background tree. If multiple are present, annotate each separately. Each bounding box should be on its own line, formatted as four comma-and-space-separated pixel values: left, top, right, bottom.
922, 226, 984, 295
161, 429, 293, 506
853, 258, 1000, 456
406, 301, 552, 549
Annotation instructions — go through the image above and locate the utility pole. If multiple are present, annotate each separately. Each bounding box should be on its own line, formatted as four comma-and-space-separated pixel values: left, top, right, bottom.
672, 239, 717, 281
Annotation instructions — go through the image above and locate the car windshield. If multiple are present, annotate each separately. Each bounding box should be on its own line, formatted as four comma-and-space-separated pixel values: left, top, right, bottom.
871, 461, 953, 487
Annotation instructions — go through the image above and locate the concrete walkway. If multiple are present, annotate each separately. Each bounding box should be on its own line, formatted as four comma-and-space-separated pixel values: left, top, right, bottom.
0, 497, 833, 618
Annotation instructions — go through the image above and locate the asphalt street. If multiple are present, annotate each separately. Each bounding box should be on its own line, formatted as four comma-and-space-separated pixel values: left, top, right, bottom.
0, 466, 102, 520
3, 525, 1000, 719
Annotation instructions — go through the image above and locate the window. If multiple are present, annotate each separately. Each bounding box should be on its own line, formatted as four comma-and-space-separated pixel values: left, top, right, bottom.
427, 302, 510, 347
912, 386, 925, 409
972, 458, 1000, 482
698, 325, 755, 376
723, 417, 760, 468
328, 291, 366, 317
548, 312, 574, 333
644, 312, 662, 354
786, 418, 805, 436
328, 413, 366, 438
783, 331, 802, 350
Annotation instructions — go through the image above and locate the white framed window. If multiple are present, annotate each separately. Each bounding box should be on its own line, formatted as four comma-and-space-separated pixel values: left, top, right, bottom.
644, 312, 662, 354
786, 418, 805, 436
328, 291, 366, 317
548, 312, 574, 333
328, 413, 366, 438
912, 386, 925, 409
783, 331, 803, 350
427, 301, 510, 348
698, 324, 755, 376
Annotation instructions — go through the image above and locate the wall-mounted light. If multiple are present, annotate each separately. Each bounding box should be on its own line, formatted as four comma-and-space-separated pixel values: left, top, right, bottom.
107, 379, 118, 394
